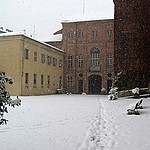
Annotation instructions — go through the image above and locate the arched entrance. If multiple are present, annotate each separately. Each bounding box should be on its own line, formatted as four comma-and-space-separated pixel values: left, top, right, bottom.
88, 75, 102, 94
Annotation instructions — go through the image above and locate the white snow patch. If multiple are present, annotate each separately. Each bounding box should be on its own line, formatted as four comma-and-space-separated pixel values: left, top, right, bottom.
0, 95, 150, 150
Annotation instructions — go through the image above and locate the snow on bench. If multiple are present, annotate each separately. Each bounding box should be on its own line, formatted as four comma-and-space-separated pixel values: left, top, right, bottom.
127, 99, 143, 115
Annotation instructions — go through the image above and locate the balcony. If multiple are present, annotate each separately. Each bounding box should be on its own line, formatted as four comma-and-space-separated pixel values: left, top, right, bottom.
89, 66, 100, 72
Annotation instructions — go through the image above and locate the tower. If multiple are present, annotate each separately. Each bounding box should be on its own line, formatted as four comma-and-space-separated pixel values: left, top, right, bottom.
114, 0, 150, 90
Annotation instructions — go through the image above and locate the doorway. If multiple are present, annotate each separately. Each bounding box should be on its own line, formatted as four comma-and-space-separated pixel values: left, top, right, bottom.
78, 80, 83, 94
88, 75, 101, 94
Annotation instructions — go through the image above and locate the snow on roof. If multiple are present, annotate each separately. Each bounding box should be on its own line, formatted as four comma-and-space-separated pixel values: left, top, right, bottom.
62, 12, 114, 23
0, 32, 64, 53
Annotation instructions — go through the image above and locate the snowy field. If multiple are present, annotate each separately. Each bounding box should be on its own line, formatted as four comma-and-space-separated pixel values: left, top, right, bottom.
0, 94, 150, 150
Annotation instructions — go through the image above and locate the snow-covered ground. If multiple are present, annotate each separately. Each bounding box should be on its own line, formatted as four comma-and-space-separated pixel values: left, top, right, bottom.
0, 94, 150, 150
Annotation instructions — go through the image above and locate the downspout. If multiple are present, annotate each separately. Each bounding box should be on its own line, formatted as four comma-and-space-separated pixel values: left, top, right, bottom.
21, 36, 25, 95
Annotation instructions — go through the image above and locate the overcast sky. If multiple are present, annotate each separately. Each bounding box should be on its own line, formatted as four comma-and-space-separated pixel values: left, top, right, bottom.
0, 0, 114, 41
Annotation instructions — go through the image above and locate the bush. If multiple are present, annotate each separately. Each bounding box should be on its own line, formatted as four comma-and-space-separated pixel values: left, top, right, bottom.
108, 87, 118, 100
131, 87, 140, 98
0, 72, 21, 125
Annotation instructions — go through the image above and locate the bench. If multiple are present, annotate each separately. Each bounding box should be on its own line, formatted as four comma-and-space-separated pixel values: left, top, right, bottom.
136, 99, 143, 109
127, 99, 143, 115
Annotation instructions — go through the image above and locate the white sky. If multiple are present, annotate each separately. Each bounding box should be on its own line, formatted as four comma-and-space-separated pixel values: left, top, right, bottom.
0, 0, 114, 41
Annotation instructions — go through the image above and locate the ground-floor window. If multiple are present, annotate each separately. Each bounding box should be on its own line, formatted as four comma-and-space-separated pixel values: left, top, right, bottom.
47, 76, 50, 88
67, 75, 72, 88
41, 75, 44, 88
25, 73, 29, 84
33, 74, 37, 87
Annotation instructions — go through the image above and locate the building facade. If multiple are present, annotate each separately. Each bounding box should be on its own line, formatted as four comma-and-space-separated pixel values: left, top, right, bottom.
114, 0, 150, 90
0, 34, 64, 96
61, 19, 114, 94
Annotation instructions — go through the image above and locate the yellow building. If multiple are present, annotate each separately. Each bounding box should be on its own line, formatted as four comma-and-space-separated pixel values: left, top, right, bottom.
0, 34, 64, 96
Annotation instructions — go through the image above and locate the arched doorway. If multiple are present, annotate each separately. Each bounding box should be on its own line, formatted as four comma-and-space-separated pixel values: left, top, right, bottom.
88, 75, 102, 94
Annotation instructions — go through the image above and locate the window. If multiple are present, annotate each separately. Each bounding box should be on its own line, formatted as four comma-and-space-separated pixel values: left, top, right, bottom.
41, 75, 44, 88
47, 55, 52, 65
90, 47, 100, 67
79, 73, 83, 77
25, 49, 29, 59
78, 55, 83, 67
78, 31, 84, 37
92, 31, 98, 37
107, 54, 113, 67
53, 57, 57, 66
67, 75, 72, 88
67, 32, 73, 38
33, 74, 37, 86
59, 76, 62, 89
59, 59, 63, 67
34, 52, 37, 61
47, 76, 50, 88
67, 56, 73, 67
107, 29, 113, 37
25, 73, 29, 84
41, 54, 45, 64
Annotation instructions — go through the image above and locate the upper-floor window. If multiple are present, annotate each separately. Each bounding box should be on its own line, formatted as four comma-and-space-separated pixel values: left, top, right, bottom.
92, 31, 98, 37
25, 49, 29, 59
107, 54, 113, 67
107, 29, 113, 37
78, 31, 84, 37
41, 54, 45, 64
47, 55, 52, 65
90, 47, 100, 67
34, 52, 37, 61
59, 59, 63, 68
67, 56, 73, 67
67, 32, 73, 38
78, 55, 83, 67
53, 57, 57, 66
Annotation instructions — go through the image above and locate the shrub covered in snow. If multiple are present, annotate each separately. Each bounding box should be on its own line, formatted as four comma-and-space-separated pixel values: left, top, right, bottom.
101, 88, 106, 94
108, 71, 123, 100
131, 87, 140, 98
108, 87, 118, 100
0, 72, 21, 125
132, 87, 140, 95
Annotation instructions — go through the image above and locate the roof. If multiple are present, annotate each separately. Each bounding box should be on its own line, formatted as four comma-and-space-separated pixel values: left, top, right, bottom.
0, 32, 64, 53
53, 29, 62, 35
62, 12, 114, 23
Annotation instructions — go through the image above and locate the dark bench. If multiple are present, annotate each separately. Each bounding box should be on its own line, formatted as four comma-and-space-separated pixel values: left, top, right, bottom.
127, 99, 143, 115
136, 99, 143, 109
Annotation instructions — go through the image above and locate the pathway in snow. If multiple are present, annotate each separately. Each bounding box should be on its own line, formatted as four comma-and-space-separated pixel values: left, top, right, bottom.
78, 98, 116, 150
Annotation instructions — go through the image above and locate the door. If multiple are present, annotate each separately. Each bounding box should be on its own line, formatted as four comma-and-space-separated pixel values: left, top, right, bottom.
88, 75, 101, 94
78, 80, 83, 94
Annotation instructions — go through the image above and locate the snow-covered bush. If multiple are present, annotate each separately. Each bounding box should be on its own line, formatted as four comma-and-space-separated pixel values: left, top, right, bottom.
0, 72, 21, 125
132, 87, 139, 95
82, 92, 87, 95
131, 87, 140, 98
108, 87, 118, 100
108, 71, 123, 100
101, 88, 106, 94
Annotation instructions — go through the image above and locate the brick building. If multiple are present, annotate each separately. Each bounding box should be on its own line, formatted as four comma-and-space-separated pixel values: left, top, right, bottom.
114, 0, 150, 90
59, 19, 114, 94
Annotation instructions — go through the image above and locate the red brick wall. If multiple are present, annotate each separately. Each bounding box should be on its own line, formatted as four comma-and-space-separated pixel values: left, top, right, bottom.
114, 0, 150, 90
62, 19, 114, 94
